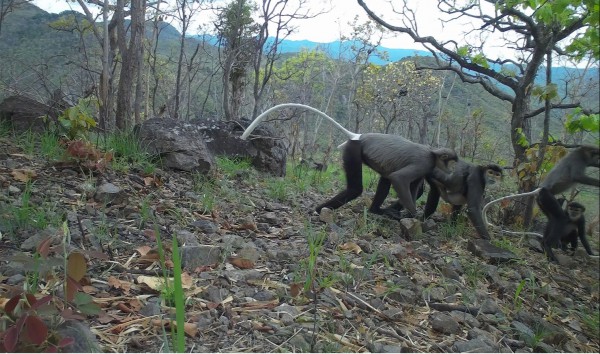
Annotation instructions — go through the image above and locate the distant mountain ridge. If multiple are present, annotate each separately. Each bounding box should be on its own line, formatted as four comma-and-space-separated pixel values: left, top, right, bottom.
266, 38, 432, 65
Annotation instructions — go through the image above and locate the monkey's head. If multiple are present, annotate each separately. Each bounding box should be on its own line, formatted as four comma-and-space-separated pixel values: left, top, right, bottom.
580, 145, 600, 167
432, 148, 458, 173
483, 164, 503, 186
567, 201, 585, 221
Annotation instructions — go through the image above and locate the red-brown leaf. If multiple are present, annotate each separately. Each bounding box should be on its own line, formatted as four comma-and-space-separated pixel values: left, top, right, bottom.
36, 236, 53, 258
3, 326, 19, 352
24, 315, 48, 345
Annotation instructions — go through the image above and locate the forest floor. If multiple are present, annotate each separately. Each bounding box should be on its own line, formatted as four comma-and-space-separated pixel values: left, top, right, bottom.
0, 134, 599, 353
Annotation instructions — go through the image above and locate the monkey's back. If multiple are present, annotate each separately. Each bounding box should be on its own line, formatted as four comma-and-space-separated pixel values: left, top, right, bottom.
359, 133, 434, 177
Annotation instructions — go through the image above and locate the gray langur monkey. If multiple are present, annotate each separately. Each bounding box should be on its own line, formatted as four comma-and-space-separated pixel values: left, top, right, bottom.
424, 161, 503, 239
482, 145, 599, 261
241, 103, 459, 217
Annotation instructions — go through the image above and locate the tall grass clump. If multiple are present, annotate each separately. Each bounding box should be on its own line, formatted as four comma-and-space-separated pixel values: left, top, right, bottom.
98, 132, 156, 173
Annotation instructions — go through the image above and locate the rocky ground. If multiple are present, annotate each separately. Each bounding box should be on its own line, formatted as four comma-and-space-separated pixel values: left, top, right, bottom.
0, 135, 599, 353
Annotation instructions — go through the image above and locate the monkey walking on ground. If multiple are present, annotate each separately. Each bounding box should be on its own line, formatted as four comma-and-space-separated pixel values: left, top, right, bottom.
482, 145, 599, 261
387, 161, 504, 238
241, 103, 458, 218
424, 161, 504, 239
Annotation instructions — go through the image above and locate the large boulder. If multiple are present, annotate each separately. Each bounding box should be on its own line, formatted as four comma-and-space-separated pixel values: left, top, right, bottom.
134, 118, 216, 173
195, 118, 287, 176
134, 118, 287, 176
0, 91, 67, 133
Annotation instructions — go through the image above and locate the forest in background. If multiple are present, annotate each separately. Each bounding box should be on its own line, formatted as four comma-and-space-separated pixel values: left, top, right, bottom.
1, 1, 597, 167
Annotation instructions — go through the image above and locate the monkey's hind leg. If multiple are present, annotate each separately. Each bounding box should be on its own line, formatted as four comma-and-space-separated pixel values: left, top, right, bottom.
315, 140, 363, 213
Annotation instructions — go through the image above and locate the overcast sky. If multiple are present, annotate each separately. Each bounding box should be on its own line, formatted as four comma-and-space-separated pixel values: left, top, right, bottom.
32, 0, 466, 51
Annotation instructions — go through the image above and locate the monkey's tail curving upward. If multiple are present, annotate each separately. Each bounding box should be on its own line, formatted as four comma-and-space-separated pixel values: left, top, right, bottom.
240, 103, 361, 141
482, 188, 544, 238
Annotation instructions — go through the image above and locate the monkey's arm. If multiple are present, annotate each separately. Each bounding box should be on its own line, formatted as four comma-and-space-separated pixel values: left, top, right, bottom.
423, 178, 440, 219
430, 167, 454, 185
578, 217, 596, 255
465, 172, 491, 239
575, 175, 600, 187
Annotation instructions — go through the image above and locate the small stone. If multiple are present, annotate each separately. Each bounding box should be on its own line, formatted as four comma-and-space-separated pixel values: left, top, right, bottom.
480, 298, 500, 314
56, 320, 101, 352
253, 290, 276, 301
319, 207, 335, 224
191, 219, 218, 234
7, 185, 21, 195
430, 312, 461, 334
400, 218, 422, 238
94, 182, 126, 204
180, 245, 222, 269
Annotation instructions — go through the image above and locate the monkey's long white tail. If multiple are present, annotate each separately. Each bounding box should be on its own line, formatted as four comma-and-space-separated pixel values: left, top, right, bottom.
241, 103, 361, 141
482, 188, 543, 238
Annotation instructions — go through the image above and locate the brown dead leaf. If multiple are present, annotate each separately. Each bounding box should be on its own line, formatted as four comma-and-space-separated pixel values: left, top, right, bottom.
339, 242, 362, 254
228, 257, 254, 269
67, 252, 87, 281
11, 169, 37, 182
136, 275, 165, 291
290, 282, 303, 298
81, 285, 97, 294
180, 272, 194, 289
136, 250, 160, 265
136, 245, 152, 256
142, 229, 156, 241
373, 284, 388, 296
235, 221, 257, 231
151, 319, 198, 338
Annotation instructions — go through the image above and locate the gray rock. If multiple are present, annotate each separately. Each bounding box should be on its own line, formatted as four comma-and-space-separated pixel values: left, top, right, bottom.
21, 227, 58, 251
480, 298, 500, 314
6, 274, 25, 285
191, 219, 219, 234
134, 118, 216, 173
422, 218, 437, 232
387, 288, 418, 304
468, 239, 516, 262
452, 338, 495, 353
180, 245, 222, 269
430, 312, 462, 334
8, 185, 21, 195
450, 310, 481, 327
223, 269, 263, 282
94, 182, 126, 204
400, 218, 422, 238
139, 298, 161, 316
221, 234, 245, 249
196, 117, 287, 176
422, 287, 446, 302
511, 320, 535, 339
238, 246, 261, 262
56, 320, 101, 352
202, 285, 230, 303
252, 290, 276, 301
175, 229, 200, 246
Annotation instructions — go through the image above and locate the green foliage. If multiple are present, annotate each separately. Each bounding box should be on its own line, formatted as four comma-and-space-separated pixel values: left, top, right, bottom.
192, 173, 218, 214
99, 132, 155, 173
501, 0, 599, 61
171, 236, 186, 353
438, 218, 470, 239
515, 145, 567, 185
266, 177, 288, 202
2, 182, 62, 237
58, 98, 97, 140
531, 84, 558, 103
216, 156, 252, 177
565, 108, 600, 136
39, 131, 65, 161
303, 222, 328, 293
